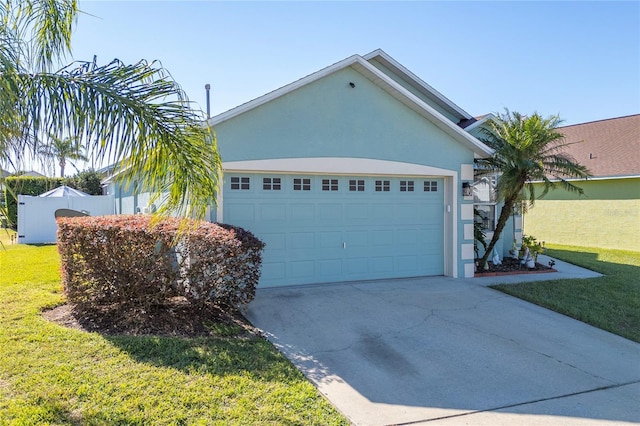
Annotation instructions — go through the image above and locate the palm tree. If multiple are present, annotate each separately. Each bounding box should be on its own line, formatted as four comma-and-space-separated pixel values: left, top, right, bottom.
0, 0, 221, 218
476, 110, 591, 267
38, 134, 88, 177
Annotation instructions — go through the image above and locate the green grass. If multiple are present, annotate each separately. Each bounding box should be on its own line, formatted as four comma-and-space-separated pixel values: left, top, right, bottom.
0, 241, 348, 425
492, 244, 640, 343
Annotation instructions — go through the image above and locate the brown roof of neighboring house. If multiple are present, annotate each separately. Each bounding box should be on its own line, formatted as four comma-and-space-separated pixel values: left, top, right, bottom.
557, 114, 640, 178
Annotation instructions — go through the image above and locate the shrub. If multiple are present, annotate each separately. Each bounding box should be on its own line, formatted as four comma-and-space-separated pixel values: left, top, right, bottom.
57, 215, 265, 328
65, 169, 103, 195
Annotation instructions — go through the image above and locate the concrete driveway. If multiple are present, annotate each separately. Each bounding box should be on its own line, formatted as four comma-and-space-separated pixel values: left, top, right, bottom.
246, 274, 640, 425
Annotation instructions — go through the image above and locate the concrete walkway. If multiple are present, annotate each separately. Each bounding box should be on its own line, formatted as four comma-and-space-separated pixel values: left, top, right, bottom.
246, 258, 640, 425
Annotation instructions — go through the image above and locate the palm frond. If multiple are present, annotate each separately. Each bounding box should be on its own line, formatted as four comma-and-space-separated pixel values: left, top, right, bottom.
2, 0, 221, 219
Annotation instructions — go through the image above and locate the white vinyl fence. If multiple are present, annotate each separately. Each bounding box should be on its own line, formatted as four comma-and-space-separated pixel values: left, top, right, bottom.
17, 194, 115, 244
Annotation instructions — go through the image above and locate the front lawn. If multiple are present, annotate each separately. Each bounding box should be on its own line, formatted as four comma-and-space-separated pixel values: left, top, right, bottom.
492, 244, 640, 343
0, 241, 347, 425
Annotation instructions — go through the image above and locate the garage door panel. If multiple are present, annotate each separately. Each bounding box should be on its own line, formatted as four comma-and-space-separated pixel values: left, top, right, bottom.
224, 174, 445, 287
345, 230, 368, 247
371, 230, 394, 246
289, 203, 315, 221
318, 259, 342, 278
318, 231, 342, 248
395, 255, 419, 273
396, 229, 419, 245
345, 258, 368, 275
345, 204, 369, 221
371, 256, 394, 273
259, 204, 286, 222
227, 203, 255, 223
372, 204, 393, 220
318, 203, 342, 221
261, 233, 286, 250
289, 232, 315, 249
289, 260, 315, 278
262, 261, 285, 282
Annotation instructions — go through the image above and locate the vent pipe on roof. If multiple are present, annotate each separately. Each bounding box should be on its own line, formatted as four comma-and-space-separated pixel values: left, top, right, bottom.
205, 83, 211, 119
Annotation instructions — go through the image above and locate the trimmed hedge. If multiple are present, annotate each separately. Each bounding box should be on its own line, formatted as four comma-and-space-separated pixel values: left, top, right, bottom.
57, 215, 265, 325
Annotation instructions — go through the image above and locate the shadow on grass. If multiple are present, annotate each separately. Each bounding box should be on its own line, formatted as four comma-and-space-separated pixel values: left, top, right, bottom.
104, 333, 301, 382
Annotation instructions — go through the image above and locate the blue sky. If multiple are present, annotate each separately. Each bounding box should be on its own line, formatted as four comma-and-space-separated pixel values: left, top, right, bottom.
70, 1, 639, 126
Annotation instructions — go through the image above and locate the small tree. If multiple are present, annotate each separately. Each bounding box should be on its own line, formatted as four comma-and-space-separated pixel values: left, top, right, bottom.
66, 169, 103, 195
476, 110, 591, 267
38, 134, 88, 177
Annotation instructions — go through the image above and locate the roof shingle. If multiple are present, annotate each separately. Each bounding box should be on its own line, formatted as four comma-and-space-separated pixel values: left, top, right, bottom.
557, 114, 640, 178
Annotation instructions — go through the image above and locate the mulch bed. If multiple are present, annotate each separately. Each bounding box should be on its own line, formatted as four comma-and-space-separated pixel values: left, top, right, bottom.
474, 256, 557, 277
42, 299, 260, 338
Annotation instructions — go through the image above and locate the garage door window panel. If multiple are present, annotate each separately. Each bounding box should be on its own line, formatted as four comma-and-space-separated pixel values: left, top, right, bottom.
230, 176, 250, 190
349, 179, 365, 192
424, 181, 438, 192
263, 177, 282, 191
400, 180, 414, 192
322, 179, 339, 191
293, 178, 311, 191
375, 180, 390, 192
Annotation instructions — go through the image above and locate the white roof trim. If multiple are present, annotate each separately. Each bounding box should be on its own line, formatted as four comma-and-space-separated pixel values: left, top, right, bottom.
463, 113, 497, 133
363, 49, 472, 121
209, 51, 492, 158
531, 174, 639, 183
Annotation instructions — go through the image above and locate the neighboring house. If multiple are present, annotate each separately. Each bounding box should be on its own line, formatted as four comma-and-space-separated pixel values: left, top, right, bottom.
525, 114, 640, 252
106, 49, 521, 286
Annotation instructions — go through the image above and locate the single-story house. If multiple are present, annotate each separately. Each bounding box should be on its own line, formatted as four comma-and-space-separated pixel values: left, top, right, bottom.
525, 114, 640, 252
105, 49, 521, 286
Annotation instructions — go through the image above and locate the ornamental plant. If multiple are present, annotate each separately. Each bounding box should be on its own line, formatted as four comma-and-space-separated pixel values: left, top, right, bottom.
57, 215, 265, 328
521, 234, 545, 263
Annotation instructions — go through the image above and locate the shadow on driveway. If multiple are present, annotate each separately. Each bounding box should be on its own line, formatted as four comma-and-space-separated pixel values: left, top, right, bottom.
247, 277, 640, 426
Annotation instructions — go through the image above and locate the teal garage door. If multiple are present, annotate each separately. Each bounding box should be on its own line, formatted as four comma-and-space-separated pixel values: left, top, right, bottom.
223, 173, 444, 287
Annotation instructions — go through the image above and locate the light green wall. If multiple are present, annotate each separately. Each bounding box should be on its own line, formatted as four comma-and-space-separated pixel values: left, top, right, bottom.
525, 178, 640, 252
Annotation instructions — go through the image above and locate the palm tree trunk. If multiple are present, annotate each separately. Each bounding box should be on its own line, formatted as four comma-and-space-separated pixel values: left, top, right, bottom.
478, 195, 518, 267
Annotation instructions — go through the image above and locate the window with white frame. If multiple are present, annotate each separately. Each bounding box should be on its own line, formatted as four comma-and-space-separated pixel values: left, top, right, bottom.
322, 179, 338, 191
473, 172, 498, 231
230, 176, 250, 190
349, 179, 365, 192
423, 181, 438, 192
375, 180, 390, 192
293, 178, 311, 191
263, 177, 281, 190
400, 180, 414, 192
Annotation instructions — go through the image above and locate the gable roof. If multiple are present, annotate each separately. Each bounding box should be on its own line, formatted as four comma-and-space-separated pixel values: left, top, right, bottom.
558, 114, 640, 178
362, 49, 473, 123
209, 50, 493, 158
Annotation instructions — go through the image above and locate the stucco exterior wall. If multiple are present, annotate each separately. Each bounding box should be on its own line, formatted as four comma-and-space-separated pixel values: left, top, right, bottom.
525, 178, 640, 252
215, 67, 473, 170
